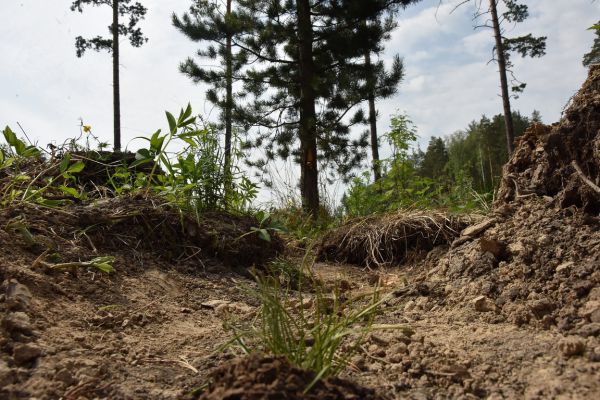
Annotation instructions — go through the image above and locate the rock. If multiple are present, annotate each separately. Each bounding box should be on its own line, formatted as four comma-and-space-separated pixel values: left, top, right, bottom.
473, 296, 496, 312
528, 299, 555, 319
2, 312, 33, 336
591, 309, 600, 323
55, 368, 78, 386
13, 343, 42, 365
461, 219, 497, 237
5, 280, 32, 311
508, 241, 526, 256
0, 359, 14, 387
579, 300, 600, 320
555, 261, 574, 274
558, 337, 586, 357
575, 323, 600, 338
201, 299, 228, 310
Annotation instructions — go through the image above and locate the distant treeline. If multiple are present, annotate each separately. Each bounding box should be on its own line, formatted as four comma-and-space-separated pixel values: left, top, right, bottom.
343, 111, 540, 215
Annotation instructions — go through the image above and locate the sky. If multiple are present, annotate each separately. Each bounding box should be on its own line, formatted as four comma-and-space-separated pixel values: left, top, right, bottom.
0, 0, 598, 202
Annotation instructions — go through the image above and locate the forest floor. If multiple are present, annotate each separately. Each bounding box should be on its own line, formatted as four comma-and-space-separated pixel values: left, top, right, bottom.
0, 195, 599, 400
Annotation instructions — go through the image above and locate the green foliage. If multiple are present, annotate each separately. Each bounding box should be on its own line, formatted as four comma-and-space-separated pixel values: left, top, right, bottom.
130, 104, 258, 212
342, 111, 534, 216
584, 20, 600, 67
0, 126, 86, 207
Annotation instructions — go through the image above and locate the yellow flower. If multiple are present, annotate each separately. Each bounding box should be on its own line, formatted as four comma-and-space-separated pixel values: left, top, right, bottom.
83, 125, 92, 133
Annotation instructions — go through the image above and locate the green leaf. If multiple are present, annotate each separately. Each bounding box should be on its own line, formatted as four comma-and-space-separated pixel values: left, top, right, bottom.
182, 103, 193, 121
3, 126, 26, 155
177, 117, 197, 128
149, 130, 165, 152
59, 153, 71, 174
166, 111, 177, 134
67, 161, 85, 174
94, 263, 115, 274
58, 185, 80, 197
589, 24, 600, 31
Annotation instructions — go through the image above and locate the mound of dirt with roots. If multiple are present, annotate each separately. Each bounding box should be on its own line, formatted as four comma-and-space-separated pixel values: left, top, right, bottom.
318, 211, 480, 268
0, 193, 282, 269
496, 65, 600, 214
199, 354, 383, 400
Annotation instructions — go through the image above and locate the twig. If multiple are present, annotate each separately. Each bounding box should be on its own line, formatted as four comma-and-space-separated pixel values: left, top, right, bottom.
572, 161, 600, 194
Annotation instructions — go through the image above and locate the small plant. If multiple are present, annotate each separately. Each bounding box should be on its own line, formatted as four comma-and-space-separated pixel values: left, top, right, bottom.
131, 104, 258, 213
226, 251, 385, 390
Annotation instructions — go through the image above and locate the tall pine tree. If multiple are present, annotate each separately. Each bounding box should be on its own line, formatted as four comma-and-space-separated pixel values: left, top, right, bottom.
236, 0, 419, 214
71, 0, 148, 151
484, 0, 546, 155
173, 0, 249, 181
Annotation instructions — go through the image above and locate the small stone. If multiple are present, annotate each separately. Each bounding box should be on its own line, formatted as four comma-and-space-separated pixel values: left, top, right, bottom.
13, 343, 42, 365
461, 219, 496, 237
2, 312, 33, 336
55, 368, 77, 386
555, 261, 574, 274
180, 307, 192, 314
508, 241, 525, 255
579, 300, 600, 320
575, 323, 600, 338
528, 299, 555, 319
473, 296, 496, 312
201, 299, 227, 310
558, 337, 586, 357
591, 309, 600, 323
5, 280, 32, 311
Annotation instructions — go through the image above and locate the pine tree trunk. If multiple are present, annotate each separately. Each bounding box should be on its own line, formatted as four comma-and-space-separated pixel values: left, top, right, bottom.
296, 0, 319, 215
489, 0, 515, 155
224, 0, 234, 198
112, 0, 121, 152
365, 51, 381, 181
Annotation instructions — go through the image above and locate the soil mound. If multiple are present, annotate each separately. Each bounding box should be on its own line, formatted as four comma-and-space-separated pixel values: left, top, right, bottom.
318, 210, 479, 267
496, 65, 600, 213
0, 194, 282, 268
198, 354, 383, 400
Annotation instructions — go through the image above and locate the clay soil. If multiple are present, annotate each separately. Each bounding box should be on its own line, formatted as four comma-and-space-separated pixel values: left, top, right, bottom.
1, 67, 600, 400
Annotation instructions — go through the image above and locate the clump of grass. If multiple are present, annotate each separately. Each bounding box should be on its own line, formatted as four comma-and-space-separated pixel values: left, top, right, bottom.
226, 251, 386, 389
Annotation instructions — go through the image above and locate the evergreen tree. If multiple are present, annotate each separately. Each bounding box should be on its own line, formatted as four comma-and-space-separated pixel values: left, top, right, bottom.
173, 0, 248, 182
487, 0, 545, 155
455, 0, 546, 155
236, 0, 420, 214
420, 137, 448, 181
583, 21, 600, 67
71, 0, 148, 151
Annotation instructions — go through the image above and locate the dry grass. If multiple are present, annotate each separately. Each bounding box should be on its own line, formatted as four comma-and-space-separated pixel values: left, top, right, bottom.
319, 210, 482, 268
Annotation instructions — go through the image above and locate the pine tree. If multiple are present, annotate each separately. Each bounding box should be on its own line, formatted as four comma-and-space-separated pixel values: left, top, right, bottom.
236, 0, 420, 214
453, 0, 546, 155
71, 0, 148, 151
485, 0, 546, 155
173, 0, 248, 182
583, 21, 600, 67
